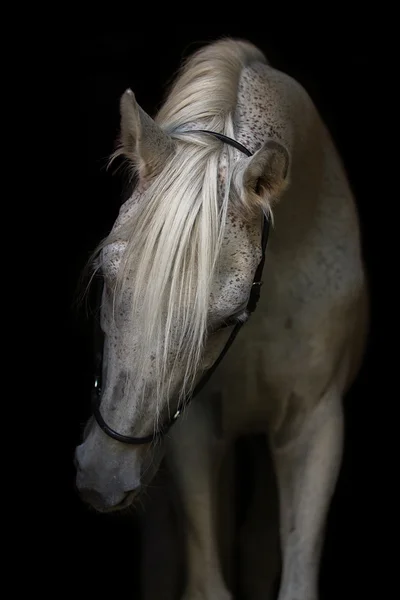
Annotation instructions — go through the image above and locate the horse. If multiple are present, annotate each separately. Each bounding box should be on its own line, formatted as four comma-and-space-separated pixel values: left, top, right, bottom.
74, 38, 369, 600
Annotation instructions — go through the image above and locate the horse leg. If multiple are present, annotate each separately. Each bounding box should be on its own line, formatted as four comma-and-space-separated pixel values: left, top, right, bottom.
238, 434, 281, 600
140, 462, 183, 600
166, 394, 233, 600
216, 442, 237, 594
271, 385, 344, 600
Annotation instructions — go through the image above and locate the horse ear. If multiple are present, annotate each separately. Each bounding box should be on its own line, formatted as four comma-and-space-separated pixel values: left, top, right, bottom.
118, 89, 175, 180
243, 140, 290, 204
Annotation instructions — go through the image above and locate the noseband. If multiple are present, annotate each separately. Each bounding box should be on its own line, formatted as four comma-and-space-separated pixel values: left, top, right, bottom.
91, 130, 270, 445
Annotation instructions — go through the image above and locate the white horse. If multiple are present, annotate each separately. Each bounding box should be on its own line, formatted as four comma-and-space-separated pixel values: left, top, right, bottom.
75, 38, 368, 600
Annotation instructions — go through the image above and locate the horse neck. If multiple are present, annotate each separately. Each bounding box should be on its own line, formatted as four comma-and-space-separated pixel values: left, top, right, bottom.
234, 62, 335, 245
234, 61, 321, 166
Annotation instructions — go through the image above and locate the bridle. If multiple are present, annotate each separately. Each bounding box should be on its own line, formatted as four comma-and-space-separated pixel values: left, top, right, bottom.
91, 130, 270, 445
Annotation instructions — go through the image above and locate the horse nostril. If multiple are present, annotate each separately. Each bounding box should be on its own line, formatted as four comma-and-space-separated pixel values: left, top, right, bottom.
74, 445, 86, 472
73, 454, 79, 471
79, 488, 105, 507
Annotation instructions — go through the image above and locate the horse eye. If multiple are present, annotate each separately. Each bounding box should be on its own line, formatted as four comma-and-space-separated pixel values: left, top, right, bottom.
210, 311, 247, 335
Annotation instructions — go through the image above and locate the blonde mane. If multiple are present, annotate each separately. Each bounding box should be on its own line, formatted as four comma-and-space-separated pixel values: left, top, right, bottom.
97, 39, 269, 418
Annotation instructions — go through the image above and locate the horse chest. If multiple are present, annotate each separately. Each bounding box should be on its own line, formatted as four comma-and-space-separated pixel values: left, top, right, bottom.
215, 269, 351, 436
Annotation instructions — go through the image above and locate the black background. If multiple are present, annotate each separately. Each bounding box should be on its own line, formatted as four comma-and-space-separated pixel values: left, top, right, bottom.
53, 24, 392, 599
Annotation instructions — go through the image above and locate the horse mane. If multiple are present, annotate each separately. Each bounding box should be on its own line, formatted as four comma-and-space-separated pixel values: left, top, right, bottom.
97, 39, 269, 421
156, 38, 266, 130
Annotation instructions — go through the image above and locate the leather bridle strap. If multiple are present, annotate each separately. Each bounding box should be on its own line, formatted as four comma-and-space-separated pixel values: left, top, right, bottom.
91, 130, 269, 445
193, 129, 254, 157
